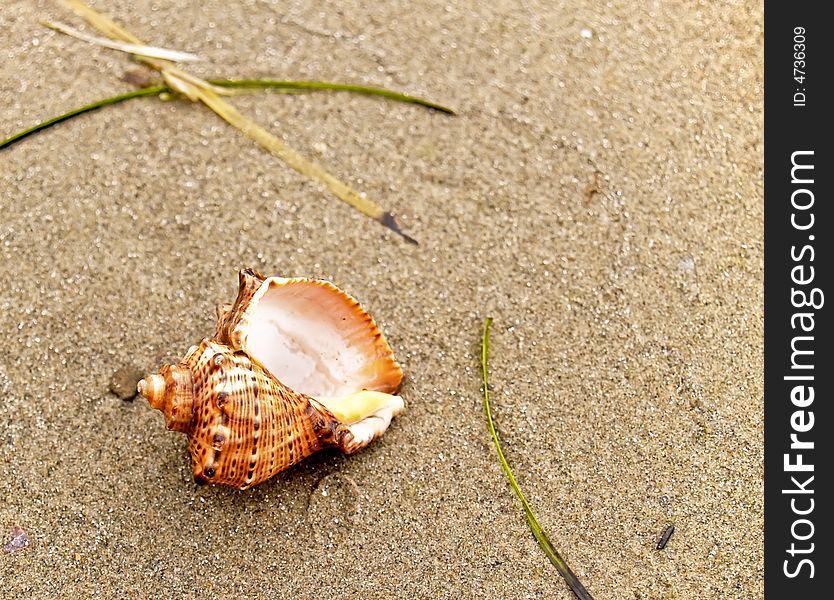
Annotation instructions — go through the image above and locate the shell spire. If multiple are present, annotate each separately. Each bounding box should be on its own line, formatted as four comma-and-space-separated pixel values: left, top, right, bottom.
136, 269, 405, 489
137, 364, 194, 433
137, 374, 165, 407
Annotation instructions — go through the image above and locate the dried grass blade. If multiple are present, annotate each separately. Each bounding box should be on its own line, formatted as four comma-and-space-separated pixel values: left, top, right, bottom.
61, 0, 144, 45
194, 84, 416, 243
43, 21, 201, 62
481, 318, 595, 600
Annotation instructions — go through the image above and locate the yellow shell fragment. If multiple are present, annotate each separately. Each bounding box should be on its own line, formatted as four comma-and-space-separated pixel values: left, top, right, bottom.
138, 269, 404, 489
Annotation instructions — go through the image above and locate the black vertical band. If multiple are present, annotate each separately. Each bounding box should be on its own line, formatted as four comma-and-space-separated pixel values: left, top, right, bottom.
764, 3, 831, 596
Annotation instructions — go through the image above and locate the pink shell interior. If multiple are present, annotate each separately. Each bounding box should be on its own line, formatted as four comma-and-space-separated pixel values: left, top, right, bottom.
243, 278, 403, 400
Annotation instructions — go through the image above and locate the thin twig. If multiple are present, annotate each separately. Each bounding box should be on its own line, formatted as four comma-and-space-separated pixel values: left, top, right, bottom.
481, 318, 595, 600
656, 524, 675, 550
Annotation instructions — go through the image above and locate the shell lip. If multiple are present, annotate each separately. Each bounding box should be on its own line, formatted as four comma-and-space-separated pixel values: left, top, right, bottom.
221, 273, 403, 400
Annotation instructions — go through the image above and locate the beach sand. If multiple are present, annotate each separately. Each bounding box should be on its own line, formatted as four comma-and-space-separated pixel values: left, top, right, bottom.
1, 0, 762, 597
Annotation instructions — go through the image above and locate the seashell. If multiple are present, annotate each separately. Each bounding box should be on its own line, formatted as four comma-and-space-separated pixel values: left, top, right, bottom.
137, 268, 404, 489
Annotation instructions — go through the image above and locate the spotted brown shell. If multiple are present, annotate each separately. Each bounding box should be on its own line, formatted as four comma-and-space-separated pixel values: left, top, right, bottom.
138, 269, 404, 489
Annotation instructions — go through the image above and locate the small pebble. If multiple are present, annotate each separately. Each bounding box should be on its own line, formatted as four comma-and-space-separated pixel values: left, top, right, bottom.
3, 526, 30, 554
121, 67, 157, 89
109, 364, 145, 400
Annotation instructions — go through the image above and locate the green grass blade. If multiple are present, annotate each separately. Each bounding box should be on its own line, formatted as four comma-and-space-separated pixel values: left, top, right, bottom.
481, 318, 595, 600
0, 86, 166, 150
210, 80, 456, 114
1, 79, 453, 150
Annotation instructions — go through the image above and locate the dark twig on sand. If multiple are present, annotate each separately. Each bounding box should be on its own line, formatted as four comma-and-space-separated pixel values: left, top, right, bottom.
656, 524, 675, 550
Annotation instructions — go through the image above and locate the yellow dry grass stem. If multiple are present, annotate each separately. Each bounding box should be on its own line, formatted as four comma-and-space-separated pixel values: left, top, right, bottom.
59, 0, 415, 242
42, 20, 202, 62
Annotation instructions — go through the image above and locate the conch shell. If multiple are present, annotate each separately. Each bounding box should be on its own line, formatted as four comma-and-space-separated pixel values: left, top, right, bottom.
138, 268, 404, 489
